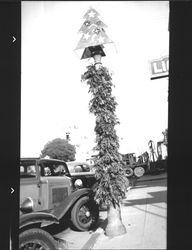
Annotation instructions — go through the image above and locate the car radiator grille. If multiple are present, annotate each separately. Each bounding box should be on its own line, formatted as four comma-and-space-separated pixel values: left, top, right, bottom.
52, 187, 68, 204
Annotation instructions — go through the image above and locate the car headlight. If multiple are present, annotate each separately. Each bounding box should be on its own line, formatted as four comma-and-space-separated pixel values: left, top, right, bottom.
20, 197, 34, 213
74, 179, 83, 188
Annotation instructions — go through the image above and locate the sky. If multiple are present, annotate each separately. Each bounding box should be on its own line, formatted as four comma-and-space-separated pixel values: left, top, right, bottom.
21, 1, 169, 160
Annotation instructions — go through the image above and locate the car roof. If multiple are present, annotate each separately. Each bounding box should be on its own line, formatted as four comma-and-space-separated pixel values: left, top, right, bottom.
66, 161, 90, 166
21, 157, 40, 160
20, 158, 67, 164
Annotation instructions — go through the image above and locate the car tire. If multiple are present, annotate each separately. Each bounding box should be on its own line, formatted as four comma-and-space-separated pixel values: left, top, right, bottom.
125, 168, 134, 177
71, 196, 99, 231
134, 166, 145, 177
19, 228, 58, 250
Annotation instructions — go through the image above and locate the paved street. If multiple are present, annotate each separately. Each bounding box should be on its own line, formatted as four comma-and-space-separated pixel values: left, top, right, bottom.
55, 175, 167, 249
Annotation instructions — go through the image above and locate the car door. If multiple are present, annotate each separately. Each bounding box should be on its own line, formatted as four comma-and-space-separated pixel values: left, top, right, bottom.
39, 160, 72, 210
20, 160, 41, 212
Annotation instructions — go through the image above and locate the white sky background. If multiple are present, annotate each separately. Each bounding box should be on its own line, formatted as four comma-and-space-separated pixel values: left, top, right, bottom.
21, 1, 169, 159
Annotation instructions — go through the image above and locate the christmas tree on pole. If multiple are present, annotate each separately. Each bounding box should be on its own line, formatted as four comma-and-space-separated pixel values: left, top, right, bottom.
75, 7, 128, 237
75, 7, 113, 64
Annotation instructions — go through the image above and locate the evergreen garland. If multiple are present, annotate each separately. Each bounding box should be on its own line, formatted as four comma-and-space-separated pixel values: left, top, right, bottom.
81, 64, 128, 208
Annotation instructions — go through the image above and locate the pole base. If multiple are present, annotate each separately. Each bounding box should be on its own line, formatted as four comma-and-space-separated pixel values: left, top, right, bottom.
105, 223, 127, 237
105, 204, 127, 237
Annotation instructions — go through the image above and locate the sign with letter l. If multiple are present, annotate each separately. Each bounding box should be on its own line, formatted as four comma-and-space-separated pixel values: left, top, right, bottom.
149, 56, 169, 80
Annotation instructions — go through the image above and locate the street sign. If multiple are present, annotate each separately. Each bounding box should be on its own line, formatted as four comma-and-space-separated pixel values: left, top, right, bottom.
149, 56, 169, 80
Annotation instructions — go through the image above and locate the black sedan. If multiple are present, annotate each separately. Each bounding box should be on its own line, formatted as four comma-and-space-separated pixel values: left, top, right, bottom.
66, 161, 97, 190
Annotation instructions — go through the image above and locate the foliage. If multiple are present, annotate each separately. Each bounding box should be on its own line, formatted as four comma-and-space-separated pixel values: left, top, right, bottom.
81, 65, 128, 208
40, 138, 76, 162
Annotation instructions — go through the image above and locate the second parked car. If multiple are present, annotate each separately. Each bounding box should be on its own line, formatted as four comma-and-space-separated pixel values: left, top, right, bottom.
66, 161, 97, 190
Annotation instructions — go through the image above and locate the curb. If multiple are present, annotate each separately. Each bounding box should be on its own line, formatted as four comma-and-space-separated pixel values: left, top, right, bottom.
137, 175, 167, 183
81, 229, 103, 250
137, 177, 167, 183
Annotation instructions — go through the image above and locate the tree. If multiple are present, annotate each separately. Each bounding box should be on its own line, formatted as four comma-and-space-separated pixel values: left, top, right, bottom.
40, 138, 76, 162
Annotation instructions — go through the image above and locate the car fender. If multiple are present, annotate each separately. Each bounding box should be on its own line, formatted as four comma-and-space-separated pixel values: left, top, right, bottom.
19, 212, 59, 230
50, 188, 93, 220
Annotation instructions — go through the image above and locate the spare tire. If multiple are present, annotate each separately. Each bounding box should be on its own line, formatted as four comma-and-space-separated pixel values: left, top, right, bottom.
125, 168, 134, 177
134, 166, 145, 177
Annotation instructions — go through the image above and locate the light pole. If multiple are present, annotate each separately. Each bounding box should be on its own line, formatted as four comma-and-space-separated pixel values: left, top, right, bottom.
75, 7, 128, 237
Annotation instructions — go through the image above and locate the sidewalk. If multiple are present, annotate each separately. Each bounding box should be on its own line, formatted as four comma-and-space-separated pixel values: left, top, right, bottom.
57, 174, 167, 250
87, 177, 167, 250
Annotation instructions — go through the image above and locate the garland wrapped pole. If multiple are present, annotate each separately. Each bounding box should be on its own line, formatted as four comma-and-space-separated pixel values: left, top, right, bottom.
75, 7, 129, 237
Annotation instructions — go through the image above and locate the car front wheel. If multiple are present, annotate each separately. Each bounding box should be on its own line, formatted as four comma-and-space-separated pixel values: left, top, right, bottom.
19, 228, 58, 250
71, 196, 99, 231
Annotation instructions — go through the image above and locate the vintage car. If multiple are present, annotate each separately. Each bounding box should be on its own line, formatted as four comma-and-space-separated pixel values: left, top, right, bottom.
20, 158, 99, 232
19, 211, 66, 249
121, 153, 149, 186
66, 161, 97, 190
122, 153, 149, 177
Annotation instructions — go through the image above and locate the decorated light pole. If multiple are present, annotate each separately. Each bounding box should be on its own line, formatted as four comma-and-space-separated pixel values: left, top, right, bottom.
75, 7, 128, 237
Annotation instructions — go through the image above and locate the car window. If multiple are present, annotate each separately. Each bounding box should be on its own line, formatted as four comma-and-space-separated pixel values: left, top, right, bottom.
74, 165, 83, 173
44, 166, 52, 176
82, 164, 90, 172
41, 162, 67, 177
53, 164, 66, 176
20, 164, 37, 178
67, 163, 91, 173
68, 165, 75, 173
